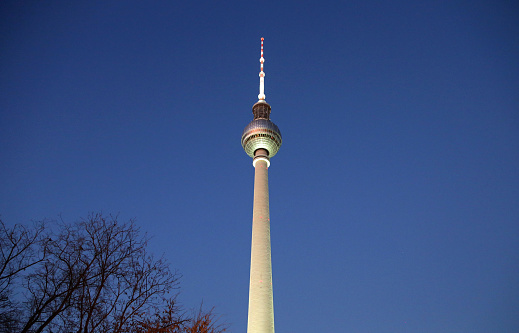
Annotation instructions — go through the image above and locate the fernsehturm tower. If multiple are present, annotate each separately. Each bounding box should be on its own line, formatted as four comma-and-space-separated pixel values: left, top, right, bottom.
241, 38, 282, 333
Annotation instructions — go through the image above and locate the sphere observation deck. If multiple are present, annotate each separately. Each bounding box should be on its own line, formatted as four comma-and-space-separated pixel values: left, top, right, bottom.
241, 101, 282, 158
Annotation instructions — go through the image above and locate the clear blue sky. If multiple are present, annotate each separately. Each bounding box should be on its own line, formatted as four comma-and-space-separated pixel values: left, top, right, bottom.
1, 1, 518, 332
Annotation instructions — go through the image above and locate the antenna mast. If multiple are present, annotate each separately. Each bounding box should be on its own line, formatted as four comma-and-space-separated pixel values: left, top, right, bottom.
258, 37, 266, 101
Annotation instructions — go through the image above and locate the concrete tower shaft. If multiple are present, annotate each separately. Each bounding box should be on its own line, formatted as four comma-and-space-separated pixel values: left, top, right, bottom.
247, 149, 275, 333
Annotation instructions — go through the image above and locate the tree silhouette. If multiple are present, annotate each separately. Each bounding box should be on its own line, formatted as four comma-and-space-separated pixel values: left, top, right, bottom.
0, 220, 46, 331
0, 214, 225, 333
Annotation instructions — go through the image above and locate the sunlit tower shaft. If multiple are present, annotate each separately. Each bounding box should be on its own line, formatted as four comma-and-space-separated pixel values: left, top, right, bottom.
241, 38, 282, 333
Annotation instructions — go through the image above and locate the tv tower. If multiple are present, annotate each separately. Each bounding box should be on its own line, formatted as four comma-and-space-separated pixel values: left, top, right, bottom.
241, 38, 282, 333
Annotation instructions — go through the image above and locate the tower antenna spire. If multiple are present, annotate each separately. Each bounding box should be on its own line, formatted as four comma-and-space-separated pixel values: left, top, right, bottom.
258, 37, 266, 101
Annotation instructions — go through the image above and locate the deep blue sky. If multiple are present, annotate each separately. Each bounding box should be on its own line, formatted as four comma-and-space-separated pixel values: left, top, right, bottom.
1, 1, 518, 332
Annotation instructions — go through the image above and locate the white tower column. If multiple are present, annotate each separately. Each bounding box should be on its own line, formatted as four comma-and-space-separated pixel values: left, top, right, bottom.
247, 149, 275, 333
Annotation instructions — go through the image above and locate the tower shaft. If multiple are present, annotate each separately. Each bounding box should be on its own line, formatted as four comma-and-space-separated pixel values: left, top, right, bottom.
247, 149, 275, 333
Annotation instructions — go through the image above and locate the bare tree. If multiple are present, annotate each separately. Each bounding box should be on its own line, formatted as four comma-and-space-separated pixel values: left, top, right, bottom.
183, 305, 227, 333
133, 297, 187, 333
134, 299, 227, 333
19, 214, 178, 333
0, 220, 46, 331
0, 214, 225, 333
